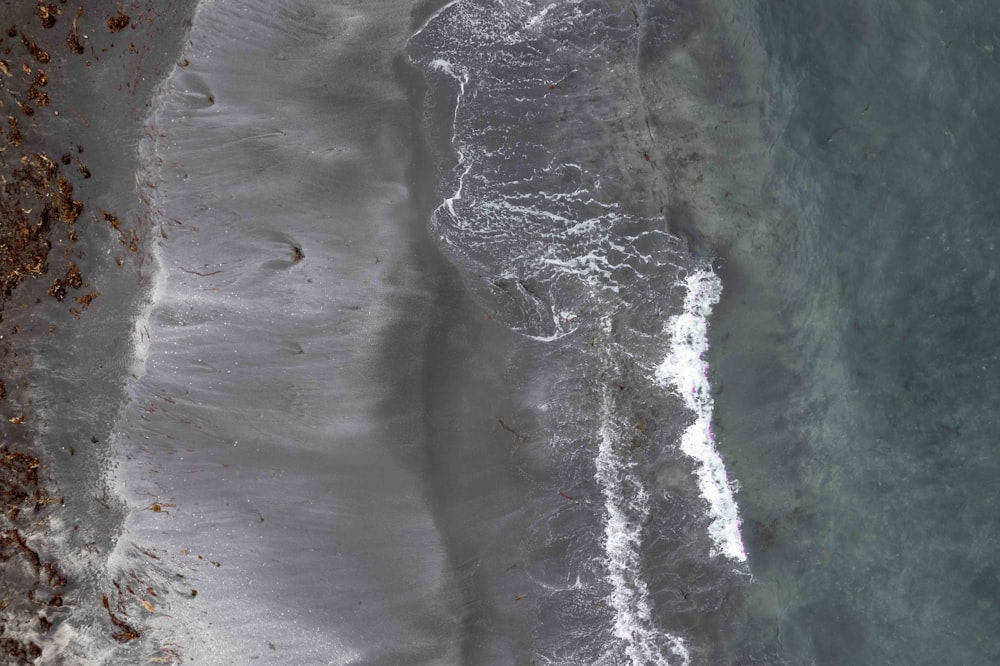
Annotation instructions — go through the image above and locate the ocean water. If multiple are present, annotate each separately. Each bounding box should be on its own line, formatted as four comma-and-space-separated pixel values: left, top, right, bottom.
3, 0, 999, 664
714, 2, 1000, 664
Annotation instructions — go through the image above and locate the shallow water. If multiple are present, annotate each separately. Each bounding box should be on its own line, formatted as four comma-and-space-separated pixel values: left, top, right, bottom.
710, 1, 1000, 664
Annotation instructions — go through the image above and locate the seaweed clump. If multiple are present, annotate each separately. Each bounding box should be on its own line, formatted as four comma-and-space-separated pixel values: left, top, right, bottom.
36, 5, 58, 31
0, 152, 86, 300
106, 10, 130, 33
0, 448, 67, 664
65, 8, 84, 54
0, 154, 57, 298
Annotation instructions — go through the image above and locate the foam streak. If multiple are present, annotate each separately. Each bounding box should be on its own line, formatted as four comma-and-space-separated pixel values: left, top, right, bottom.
656, 268, 746, 562
595, 387, 691, 666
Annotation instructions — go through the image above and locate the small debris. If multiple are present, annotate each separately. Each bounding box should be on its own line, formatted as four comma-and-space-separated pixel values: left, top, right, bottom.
101, 594, 140, 643
21, 36, 50, 64
47, 279, 67, 301
106, 10, 130, 33
37, 4, 58, 30
66, 263, 82, 288
74, 291, 98, 307
100, 209, 120, 229
66, 9, 85, 53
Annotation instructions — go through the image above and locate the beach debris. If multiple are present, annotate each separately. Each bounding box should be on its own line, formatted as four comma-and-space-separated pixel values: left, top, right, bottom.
180, 265, 223, 277
0, 638, 42, 663
27, 85, 48, 107
106, 10, 130, 33
74, 291, 98, 308
58, 178, 84, 224
21, 36, 50, 64
65, 263, 82, 288
101, 593, 140, 643
100, 209, 120, 229
497, 418, 525, 441
66, 8, 84, 53
121, 226, 139, 252
147, 646, 183, 663
36, 4, 57, 31
46, 263, 83, 302
0, 447, 68, 658
144, 502, 175, 514
46, 280, 66, 301
38, 615, 52, 632
497, 417, 527, 458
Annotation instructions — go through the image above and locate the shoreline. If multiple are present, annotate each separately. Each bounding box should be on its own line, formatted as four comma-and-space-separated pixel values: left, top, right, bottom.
1, 3, 198, 662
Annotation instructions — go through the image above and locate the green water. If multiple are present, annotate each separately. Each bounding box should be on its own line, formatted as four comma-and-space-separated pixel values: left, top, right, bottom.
713, 1, 1000, 663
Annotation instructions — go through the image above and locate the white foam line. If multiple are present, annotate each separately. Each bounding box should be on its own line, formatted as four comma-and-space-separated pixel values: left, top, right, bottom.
655, 268, 747, 562
127, 204, 166, 382
128, 55, 182, 382
595, 388, 690, 666
410, 0, 465, 41
427, 58, 472, 224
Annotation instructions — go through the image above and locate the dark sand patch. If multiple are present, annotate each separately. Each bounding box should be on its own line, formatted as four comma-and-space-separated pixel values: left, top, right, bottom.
0, 1, 197, 661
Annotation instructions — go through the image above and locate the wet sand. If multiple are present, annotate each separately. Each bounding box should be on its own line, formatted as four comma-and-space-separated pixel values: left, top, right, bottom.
103, 0, 559, 662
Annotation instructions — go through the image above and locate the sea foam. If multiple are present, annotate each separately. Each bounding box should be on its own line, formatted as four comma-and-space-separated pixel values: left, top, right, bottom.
595, 385, 692, 666
656, 268, 746, 562
410, 1, 746, 659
